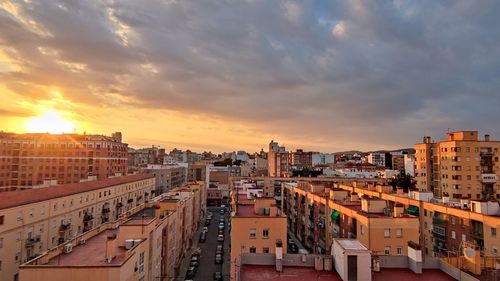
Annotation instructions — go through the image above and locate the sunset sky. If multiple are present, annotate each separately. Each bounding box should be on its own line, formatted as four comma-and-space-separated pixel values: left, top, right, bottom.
1, 1, 499, 153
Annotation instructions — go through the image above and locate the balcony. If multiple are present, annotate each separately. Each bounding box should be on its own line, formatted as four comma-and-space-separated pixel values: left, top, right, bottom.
83, 213, 93, 222
59, 222, 71, 232
432, 225, 446, 236
25, 236, 41, 248
127, 198, 133, 203
480, 174, 497, 183
432, 217, 447, 226
116, 202, 123, 208
470, 229, 484, 239
102, 207, 110, 214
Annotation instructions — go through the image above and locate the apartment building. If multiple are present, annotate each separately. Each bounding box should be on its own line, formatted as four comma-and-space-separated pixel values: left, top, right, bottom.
230, 195, 287, 281
141, 164, 187, 195
268, 140, 289, 177
0, 132, 128, 191
367, 152, 387, 167
127, 146, 166, 167
17, 180, 206, 281
290, 149, 313, 170
283, 182, 419, 256
0, 173, 155, 281
415, 131, 500, 200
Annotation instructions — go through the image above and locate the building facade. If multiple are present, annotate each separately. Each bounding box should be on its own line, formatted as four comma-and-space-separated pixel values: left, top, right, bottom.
0, 132, 128, 191
141, 164, 187, 195
0, 174, 155, 281
415, 131, 500, 200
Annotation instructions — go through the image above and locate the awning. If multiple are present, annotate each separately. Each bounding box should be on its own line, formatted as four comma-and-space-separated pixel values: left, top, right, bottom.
407, 205, 419, 215
330, 210, 340, 221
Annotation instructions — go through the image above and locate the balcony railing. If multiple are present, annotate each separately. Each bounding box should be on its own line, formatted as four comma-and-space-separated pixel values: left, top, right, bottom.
432, 217, 447, 226
25, 236, 41, 247
59, 222, 71, 232
432, 225, 446, 236
83, 213, 93, 221
470, 229, 484, 239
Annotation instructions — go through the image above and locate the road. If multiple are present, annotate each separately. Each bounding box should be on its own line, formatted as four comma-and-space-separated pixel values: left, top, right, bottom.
188, 206, 229, 281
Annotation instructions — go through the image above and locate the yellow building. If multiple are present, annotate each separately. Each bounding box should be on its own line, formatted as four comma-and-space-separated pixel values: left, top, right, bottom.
415, 131, 500, 200
0, 174, 155, 281
230, 195, 287, 281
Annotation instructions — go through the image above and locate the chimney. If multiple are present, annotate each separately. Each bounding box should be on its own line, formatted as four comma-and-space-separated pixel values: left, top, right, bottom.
393, 204, 404, 217
485, 134, 490, 142
105, 234, 117, 263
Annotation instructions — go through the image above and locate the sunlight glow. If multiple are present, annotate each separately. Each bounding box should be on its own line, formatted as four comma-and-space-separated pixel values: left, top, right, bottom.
25, 110, 75, 134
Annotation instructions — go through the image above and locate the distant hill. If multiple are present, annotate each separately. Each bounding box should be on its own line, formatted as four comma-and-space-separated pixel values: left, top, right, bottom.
334, 148, 415, 156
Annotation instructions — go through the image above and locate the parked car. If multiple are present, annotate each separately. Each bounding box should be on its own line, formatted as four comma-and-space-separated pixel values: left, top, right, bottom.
216, 244, 224, 254
190, 260, 199, 267
215, 253, 223, 264
218, 223, 225, 230
219, 217, 225, 223
219, 209, 225, 214
205, 220, 211, 226
289, 243, 299, 253
218, 229, 224, 235
199, 232, 207, 243
217, 234, 224, 242
186, 266, 196, 279
213, 271, 223, 280
203, 226, 209, 232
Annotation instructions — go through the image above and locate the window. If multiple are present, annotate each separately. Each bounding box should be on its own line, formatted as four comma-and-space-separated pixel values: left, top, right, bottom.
384, 229, 390, 238
263, 229, 269, 238
138, 252, 145, 273
396, 228, 402, 238
16, 232, 20, 241
450, 217, 455, 225
249, 246, 256, 253
0, 237, 3, 248
249, 229, 256, 239
263, 247, 269, 253
360, 225, 364, 235
384, 247, 391, 255
0, 215, 3, 225
396, 247, 403, 255
17, 212, 23, 221
462, 234, 466, 241
492, 228, 497, 237
451, 231, 456, 239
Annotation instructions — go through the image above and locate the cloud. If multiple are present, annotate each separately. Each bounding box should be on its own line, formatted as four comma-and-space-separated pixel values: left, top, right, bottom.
1, 0, 500, 152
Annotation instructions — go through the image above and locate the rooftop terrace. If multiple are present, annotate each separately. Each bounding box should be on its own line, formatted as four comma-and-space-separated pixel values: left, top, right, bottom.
240, 265, 455, 281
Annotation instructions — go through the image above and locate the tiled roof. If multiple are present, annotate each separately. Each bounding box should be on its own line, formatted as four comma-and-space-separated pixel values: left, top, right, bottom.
0, 174, 153, 210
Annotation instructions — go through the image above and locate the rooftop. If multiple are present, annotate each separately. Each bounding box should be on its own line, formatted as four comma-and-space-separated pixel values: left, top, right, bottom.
336, 239, 368, 251
240, 265, 455, 281
46, 230, 128, 266
0, 173, 154, 210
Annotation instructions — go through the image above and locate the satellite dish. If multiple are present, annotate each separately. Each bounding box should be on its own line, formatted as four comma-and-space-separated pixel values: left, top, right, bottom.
465, 247, 476, 259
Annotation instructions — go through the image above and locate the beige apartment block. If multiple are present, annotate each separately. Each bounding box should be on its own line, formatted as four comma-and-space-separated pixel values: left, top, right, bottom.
0, 174, 155, 281
17, 181, 206, 281
230, 196, 287, 281
415, 131, 500, 200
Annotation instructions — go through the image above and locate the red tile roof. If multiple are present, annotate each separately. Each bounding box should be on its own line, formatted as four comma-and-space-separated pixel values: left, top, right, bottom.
0, 174, 153, 210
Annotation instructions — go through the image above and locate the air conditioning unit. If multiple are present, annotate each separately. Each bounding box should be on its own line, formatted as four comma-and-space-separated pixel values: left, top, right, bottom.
79, 238, 86, 245
64, 243, 73, 254
125, 239, 134, 250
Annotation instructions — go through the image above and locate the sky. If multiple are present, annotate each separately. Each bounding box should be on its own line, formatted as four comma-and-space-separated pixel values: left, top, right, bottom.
1, 0, 500, 153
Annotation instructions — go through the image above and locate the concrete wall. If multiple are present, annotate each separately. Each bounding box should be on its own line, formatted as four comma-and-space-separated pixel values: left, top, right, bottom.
378, 255, 408, 268
439, 260, 480, 281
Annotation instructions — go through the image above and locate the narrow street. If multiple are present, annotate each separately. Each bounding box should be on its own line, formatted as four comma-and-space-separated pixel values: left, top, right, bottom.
182, 206, 230, 281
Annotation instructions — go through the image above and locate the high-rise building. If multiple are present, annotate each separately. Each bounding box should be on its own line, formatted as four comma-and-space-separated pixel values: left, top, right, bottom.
268, 140, 288, 177
0, 132, 128, 191
415, 131, 500, 200
367, 152, 386, 167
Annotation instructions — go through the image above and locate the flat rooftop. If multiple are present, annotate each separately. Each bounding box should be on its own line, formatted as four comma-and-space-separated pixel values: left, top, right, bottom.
240, 265, 455, 281
336, 239, 368, 251
46, 230, 127, 266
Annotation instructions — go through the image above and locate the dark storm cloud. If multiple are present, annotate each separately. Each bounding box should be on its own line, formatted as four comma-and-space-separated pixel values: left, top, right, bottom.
1, 0, 500, 150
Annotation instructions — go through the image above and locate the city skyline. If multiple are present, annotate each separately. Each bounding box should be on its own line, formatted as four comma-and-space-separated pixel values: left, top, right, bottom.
1, 1, 500, 153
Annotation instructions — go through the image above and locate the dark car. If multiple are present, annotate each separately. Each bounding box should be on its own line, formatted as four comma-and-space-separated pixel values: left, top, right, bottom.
213, 271, 223, 280
186, 266, 196, 279
190, 260, 199, 267
218, 229, 224, 235
219, 217, 225, 222
219, 209, 225, 214
199, 232, 207, 243
216, 244, 224, 254
289, 243, 299, 253
215, 253, 223, 264
205, 220, 211, 226
218, 223, 225, 230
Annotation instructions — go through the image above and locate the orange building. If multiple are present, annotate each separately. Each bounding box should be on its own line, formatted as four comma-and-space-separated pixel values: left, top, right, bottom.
230, 195, 287, 281
0, 132, 128, 191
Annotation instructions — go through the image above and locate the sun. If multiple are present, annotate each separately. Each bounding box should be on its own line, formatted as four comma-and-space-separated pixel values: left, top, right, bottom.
25, 110, 75, 134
